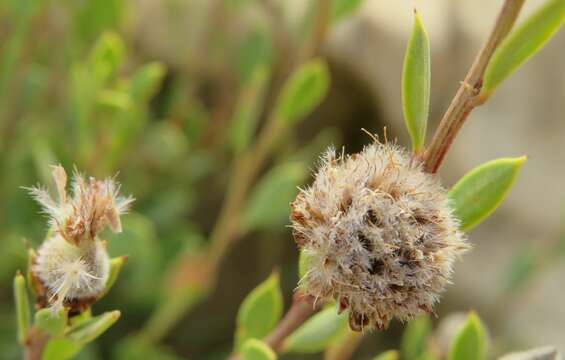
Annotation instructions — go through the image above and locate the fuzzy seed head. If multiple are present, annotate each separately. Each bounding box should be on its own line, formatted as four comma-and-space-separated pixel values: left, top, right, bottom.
27, 165, 133, 311
290, 143, 468, 331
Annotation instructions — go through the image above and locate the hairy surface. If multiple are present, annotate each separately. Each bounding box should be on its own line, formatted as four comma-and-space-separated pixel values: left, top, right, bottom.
27, 165, 132, 311
291, 143, 468, 331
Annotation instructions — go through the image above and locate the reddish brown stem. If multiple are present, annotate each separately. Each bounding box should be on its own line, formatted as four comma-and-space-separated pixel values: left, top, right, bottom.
423, 0, 526, 173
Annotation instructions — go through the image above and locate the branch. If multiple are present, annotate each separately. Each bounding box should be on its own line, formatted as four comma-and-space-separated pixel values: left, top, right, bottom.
423, 0, 526, 173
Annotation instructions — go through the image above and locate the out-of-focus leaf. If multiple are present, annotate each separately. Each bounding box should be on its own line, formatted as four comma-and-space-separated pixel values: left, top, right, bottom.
448, 312, 486, 360
401, 315, 432, 360
283, 306, 348, 354
504, 245, 539, 292
66, 310, 121, 344
236, 29, 271, 83
373, 350, 399, 360
35, 308, 67, 337
113, 336, 181, 360
99, 256, 127, 299
236, 272, 284, 348
97, 89, 132, 110
242, 162, 306, 231
129, 62, 166, 103
89, 31, 125, 83
331, 0, 365, 22
402, 10, 430, 152
483, 0, 565, 94
228, 66, 269, 154
13, 272, 30, 344
274, 59, 330, 124
448, 157, 527, 231
42, 338, 83, 360
499, 346, 560, 360
241, 338, 277, 360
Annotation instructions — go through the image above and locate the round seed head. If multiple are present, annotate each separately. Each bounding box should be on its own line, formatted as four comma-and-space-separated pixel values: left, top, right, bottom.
290, 143, 468, 331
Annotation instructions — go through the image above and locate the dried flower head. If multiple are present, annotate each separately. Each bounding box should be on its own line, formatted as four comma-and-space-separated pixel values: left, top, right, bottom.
290, 143, 468, 331
26, 165, 133, 312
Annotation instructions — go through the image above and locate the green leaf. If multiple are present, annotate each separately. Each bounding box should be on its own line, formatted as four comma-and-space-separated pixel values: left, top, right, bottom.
129, 62, 166, 103
13, 272, 31, 344
448, 156, 527, 231
448, 312, 486, 360
483, 0, 565, 93
298, 250, 315, 280
373, 350, 400, 360
89, 31, 125, 83
66, 310, 121, 344
98, 256, 127, 299
274, 59, 330, 124
42, 338, 83, 360
242, 162, 306, 231
35, 308, 68, 337
235, 29, 271, 83
401, 315, 432, 360
228, 66, 270, 154
331, 0, 365, 22
241, 339, 277, 360
283, 306, 348, 354
402, 10, 431, 152
236, 272, 284, 348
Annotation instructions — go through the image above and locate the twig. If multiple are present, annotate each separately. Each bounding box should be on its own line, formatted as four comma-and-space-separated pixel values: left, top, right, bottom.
423, 0, 526, 173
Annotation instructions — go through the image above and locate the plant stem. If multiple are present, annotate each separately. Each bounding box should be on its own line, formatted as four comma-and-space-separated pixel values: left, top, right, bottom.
423, 0, 526, 173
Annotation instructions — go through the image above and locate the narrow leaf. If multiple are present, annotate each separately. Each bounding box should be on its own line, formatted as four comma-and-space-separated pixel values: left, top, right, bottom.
483, 0, 565, 93
242, 162, 306, 231
99, 256, 127, 298
66, 310, 121, 344
13, 271, 31, 344
89, 31, 125, 83
274, 59, 330, 124
35, 308, 68, 337
241, 339, 277, 360
402, 10, 431, 152
449, 156, 527, 231
236, 272, 284, 348
228, 66, 269, 154
448, 312, 486, 360
283, 306, 348, 354
401, 315, 432, 360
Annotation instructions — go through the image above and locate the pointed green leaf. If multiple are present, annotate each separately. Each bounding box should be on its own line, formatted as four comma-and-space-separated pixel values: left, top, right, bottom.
89, 31, 125, 83
42, 338, 83, 360
236, 272, 284, 348
401, 315, 432, 360
483, 0, 565, 93
283, 306, 348, 354
274, 59, 330, 124
99, 256, 127, 299
129, 62, 166, 103
13, 272, 31, 344
243, 162, 306, 231
66, 310, 121, 344
402, 10, 431, 152
449, 156, 527, 231
448, 312, 486, 360
241, 339, 277, 360
373, 350, 400, 360
35, 308, 68, 337
228, 66, 270, 154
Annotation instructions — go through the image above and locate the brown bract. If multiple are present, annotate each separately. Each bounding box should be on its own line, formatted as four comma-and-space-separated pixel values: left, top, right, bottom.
291, 143, 468, 331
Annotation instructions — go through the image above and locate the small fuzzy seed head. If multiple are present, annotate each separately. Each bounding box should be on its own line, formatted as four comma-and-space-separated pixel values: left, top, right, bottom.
290, 143, 468, 331
27, 165, 133, 311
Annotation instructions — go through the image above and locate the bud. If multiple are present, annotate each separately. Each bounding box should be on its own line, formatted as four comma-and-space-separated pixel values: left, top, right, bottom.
26, 166, 133, 313
290, 143, 468, 331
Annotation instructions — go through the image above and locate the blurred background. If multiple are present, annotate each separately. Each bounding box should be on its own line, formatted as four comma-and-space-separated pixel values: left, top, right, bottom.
0, 0, 564, 358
